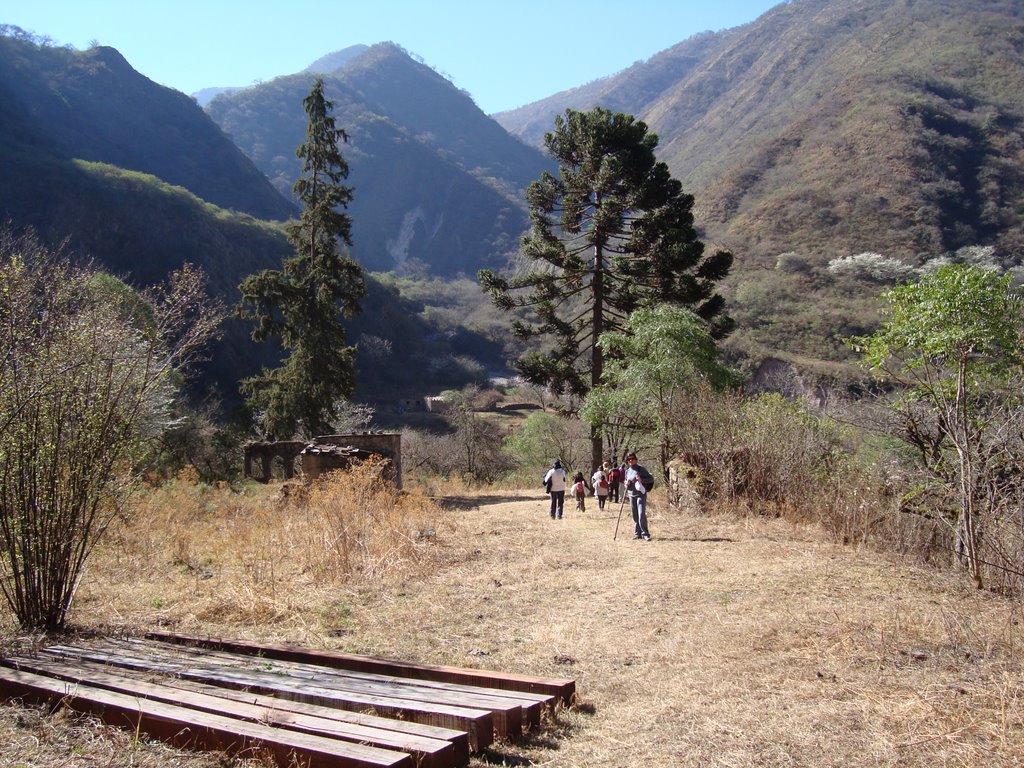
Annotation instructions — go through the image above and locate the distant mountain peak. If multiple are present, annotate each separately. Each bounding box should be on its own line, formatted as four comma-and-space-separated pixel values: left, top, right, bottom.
304, 44, 371, 75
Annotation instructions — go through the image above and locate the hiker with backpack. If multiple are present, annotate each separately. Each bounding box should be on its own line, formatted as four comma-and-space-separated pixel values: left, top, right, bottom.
592, 464, 610, 510
607, 462, 623, 503
542, 459, 568, 519
569, 471, 591, 512
624, 451, 655, 541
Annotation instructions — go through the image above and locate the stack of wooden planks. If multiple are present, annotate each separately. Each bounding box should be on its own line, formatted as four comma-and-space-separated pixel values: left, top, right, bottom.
0, 632, 576, 768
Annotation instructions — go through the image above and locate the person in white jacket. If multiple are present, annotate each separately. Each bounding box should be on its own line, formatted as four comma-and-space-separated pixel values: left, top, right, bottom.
592, 465, 610, 510
542, 459, 568, 519
624, 452, 653, 540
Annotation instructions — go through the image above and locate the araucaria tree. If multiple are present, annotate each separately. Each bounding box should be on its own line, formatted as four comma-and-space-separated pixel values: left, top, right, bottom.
238, 77, 365, 439
480, 107, 733, 469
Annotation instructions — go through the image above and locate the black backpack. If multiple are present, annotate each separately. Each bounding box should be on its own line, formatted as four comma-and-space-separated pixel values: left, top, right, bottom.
638, 469, 656, 492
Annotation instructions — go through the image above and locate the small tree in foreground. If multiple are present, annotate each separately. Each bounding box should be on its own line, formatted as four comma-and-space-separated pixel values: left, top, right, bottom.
0, 229, 223, 630
855, 264, 1024, 588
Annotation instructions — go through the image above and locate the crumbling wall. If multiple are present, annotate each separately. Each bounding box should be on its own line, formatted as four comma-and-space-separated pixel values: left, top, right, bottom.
244, 433, 402, 487
302, 432, 402, 487
242, 441, 306, 483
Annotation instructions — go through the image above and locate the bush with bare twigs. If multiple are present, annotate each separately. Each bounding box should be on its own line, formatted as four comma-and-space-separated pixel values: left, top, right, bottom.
0, 228, 224, 631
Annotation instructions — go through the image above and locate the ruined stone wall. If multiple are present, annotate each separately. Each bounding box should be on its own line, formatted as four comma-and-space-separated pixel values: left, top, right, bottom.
312, 433, 402, 488
244, 433, 402, 487
242, 441, 307, 483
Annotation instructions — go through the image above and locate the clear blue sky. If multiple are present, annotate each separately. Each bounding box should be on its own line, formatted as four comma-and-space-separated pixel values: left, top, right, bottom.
5, 1, 783, 114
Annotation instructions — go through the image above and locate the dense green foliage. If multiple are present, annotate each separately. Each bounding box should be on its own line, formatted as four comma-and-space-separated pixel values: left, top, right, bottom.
0, 152, 294, 396
583, 305, 739, 472
238, 79, 366, 439
856, 265, 1024, 588
504, 411, 592, 479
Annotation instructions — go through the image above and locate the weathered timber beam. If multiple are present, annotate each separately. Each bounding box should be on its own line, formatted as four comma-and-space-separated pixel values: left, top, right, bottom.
90, 637, 528, 737
146, 630, 576, 705
119, 637, 550, 730
40, 644, 494, 752
2, 656, 456, 768
0, 666, 412, 768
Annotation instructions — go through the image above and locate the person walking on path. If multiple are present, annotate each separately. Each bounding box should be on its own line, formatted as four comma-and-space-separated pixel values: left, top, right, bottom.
592, 464, 610, 510
543, 460, 568, 519
570, 471, 591, 512
624, 452, 654, 541
607, 461, 622, 503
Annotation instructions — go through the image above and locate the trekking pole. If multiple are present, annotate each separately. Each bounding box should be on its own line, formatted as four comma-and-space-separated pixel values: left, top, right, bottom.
613, 494, 627, 540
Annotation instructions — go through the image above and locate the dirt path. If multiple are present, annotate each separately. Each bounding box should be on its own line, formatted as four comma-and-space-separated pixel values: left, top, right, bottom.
2, 489, 1021, 767
348, 491, 1023, 767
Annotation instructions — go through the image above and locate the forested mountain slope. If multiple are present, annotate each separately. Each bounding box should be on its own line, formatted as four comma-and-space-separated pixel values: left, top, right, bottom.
206, 43, 553, 277
6, 0, 1024, 395
496, 0, 1024, 269
0, 29, 502, 402
0, 32, 296, 221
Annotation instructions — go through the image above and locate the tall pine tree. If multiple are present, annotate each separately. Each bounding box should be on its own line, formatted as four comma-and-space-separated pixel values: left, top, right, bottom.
237, 77, 365, 439
480, 107, 733, 470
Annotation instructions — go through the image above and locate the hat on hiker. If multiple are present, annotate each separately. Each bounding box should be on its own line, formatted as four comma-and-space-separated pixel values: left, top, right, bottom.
552, 459, 561, 468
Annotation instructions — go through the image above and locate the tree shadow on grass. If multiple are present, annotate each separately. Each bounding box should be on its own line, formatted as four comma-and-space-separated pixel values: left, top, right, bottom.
648, 535, 736, 543
438, 494, 538, 510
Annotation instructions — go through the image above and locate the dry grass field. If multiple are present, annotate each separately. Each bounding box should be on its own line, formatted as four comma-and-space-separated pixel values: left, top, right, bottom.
2, 476, 1023, 767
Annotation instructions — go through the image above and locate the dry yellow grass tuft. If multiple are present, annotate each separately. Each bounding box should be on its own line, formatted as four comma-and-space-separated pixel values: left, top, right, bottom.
52, 463, 456, 637
2, 481, 1022, 767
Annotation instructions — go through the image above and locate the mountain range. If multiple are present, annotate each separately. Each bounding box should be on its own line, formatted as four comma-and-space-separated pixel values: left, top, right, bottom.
496, 0, 1024, 269
1, 0, 1022, 402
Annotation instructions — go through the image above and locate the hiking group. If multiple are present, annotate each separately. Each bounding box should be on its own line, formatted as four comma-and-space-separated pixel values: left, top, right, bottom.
542, 452, 655, 541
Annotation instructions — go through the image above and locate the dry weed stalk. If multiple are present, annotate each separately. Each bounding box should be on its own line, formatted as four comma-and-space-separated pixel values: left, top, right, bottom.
297, 459, 449, 580
49, 463, 452, 632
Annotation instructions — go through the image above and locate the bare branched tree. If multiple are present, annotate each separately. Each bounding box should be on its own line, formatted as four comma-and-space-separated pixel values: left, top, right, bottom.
0, 228, 224, 630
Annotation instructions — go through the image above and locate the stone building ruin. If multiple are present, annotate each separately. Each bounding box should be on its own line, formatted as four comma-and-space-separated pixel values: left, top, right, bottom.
243, 432, 401, 488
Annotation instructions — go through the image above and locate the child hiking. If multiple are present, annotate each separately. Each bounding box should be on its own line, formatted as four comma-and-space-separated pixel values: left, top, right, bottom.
569, 471, 590, 511
592, 464, 610, 510
608, 462, 623, 503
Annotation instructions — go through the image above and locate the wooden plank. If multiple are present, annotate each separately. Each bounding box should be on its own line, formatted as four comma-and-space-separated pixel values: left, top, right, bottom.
134, 668, 472, 768
98, 638, 532, 736
41, 644, 495, 752
27, 653, 471, 767
2, 656, 457, 768
0, 666, 412, 768
147, 630, 576, 705
120, 637, 550, 730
